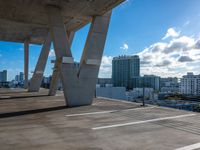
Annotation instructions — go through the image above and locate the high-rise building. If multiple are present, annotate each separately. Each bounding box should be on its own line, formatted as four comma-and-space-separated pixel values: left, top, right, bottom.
112, 55, 140, 89
15, 75, 20, 82
19, 72, 24, 82
0, 70, 7, 82
180, 72, 200, 95
15, 72, 24, 82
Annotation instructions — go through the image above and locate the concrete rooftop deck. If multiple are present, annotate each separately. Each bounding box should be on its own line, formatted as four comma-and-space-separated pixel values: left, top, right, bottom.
0, 89, 200, 150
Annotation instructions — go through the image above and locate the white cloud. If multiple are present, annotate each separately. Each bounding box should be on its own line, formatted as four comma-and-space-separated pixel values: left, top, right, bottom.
183, 20, 190, 27
99, 56, 113, 78
7, 68, 23, 81
120, 43, 129, 51
120, 0, 133, 7
18, 48, 23, 51
49, 49, 55, 57
98, 26, 200, 78
138, 34, 200, 77
162, 28, 180, 40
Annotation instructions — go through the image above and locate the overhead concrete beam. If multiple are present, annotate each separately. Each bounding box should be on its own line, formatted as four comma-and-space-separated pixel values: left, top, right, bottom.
28, 32, 51, 92
47, 5, 111, 107
24, 39, 29, 89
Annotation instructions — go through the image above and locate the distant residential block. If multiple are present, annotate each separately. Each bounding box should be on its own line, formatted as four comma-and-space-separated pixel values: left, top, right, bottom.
96, 86, 126, 100
180, 72, 200, 95
131, 75, 160, 91
160, 77, 179, 93
140, 75, 160, 91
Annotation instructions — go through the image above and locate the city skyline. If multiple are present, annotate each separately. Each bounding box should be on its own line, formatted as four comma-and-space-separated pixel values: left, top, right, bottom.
1, 0, 200, 80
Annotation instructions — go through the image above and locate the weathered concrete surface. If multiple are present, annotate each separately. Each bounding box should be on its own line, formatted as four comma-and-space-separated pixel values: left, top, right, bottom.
0, 88, 49, 100
0, 0, 124, 44
0, 89, 200, 150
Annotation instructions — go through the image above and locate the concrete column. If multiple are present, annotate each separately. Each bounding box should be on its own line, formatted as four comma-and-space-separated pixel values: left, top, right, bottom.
48, 31, 75, 96
77, 11, 112, 105
47, 5, 111, 107
28, 32, 51, 92
48, 60, 60, 96
24, 39, 29, 89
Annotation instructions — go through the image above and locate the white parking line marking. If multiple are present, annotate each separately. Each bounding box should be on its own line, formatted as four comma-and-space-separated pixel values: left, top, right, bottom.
121, 106, 156, 112
0, 96, 11, 98
65, 106, 155, 117
92, 114, 196, 130
175, 142, 200, 150
66, 110, 116, 117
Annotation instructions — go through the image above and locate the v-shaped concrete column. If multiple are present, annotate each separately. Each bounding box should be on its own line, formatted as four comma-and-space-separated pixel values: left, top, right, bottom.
28, 32, 51, 92
47, 5, 111, 107
48, 31, 75, 96
24, 39, 29, 89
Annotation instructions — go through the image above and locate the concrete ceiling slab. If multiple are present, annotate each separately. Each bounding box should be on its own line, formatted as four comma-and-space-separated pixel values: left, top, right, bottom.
0, 0, 124, 44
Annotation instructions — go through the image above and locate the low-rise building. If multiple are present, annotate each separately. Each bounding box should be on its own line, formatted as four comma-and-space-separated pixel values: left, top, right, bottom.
142, 75, 160, 91
126, 88, 157, 101
131, 75, 160, 91
160, 77, 179, 93
96, 86, 126, 100
180, 72, 200, 95
97, 78, 112, 87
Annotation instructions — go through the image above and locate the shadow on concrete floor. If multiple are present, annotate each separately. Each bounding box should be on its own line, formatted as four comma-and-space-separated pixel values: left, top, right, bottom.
0, 94, 50, 100
0, 91, 27, 94
0, 105, 67, 118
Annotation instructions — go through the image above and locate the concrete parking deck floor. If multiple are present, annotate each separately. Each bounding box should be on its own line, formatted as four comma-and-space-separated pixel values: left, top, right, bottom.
0, 89, 200, 150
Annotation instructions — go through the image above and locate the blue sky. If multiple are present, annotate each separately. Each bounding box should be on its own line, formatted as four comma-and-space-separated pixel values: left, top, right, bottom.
1, 0, 200, 80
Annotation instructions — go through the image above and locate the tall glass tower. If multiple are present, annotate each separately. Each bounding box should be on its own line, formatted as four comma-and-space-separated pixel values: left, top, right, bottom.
112, 55, 140, 89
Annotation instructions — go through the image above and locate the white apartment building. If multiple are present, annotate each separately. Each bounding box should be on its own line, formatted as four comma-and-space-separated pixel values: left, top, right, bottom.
180, 72, 200, 95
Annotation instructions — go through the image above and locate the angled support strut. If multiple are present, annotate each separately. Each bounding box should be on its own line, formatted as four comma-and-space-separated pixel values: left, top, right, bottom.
28, 32, 51, 92
47, 5, 111, 106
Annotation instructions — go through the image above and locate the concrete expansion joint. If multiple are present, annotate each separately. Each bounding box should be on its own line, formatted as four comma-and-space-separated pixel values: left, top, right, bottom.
86, 59, 101, 65
62, 57, 74, 64
36, 71, 43, 74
